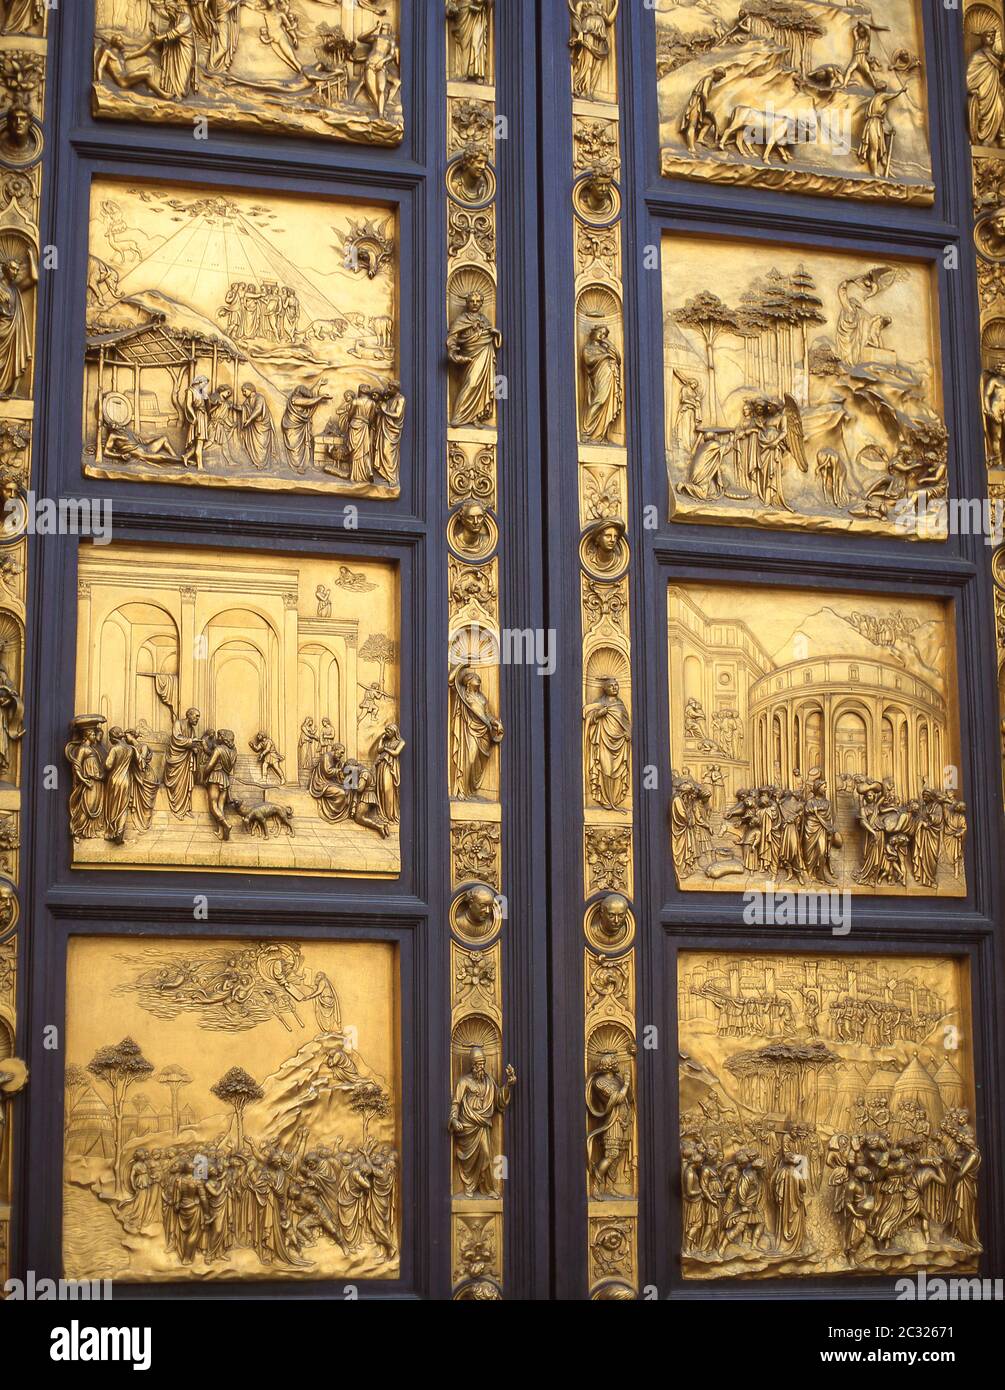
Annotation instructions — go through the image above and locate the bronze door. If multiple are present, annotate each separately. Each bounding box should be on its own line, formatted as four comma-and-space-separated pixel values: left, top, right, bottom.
2, 0, 549, 1302
1, 0, 1004, 1307
540, 0, 1005, 1299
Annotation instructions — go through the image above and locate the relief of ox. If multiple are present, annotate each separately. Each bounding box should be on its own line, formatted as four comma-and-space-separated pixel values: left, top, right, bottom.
719, 105, 819, 164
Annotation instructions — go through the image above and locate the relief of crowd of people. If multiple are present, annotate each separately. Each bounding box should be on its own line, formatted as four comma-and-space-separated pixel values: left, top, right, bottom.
694, 984, 944, 1049
218, 279, 302, 342
174, 372, 404, 486
115, 1130, 398, 1270
671, 763, 967, 889
681, 1098, 981, 1269
65, 708, 405, 845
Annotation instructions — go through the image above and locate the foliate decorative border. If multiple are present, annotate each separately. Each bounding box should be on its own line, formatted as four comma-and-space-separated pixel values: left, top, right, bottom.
965, 2, 1005, 799
567, 9, 639, 1299
0, 6, 47, 1291
445, 5, 508, 1301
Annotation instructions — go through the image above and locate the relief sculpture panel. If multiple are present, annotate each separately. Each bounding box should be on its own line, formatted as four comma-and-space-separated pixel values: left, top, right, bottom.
63, 936, 400, 1283
0, 6, 45, 1286
92, 0, 403, 146
964, 5, 1005, 805
656, 0, 933, 204
678, 951, 981, 1279
68, 543, 403, 876
668, 582, 967, 896
83, 178, 402, 498
663, 234, 946, 539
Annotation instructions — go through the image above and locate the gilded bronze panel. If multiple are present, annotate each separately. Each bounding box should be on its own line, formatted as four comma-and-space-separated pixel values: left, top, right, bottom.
92, 1, 403, 146
662, 234, 946, 539
965, 3, 1005, 801
0, 12, 46, 1285
668, 582, 966, 896
62, 936, 400, 1283
678, 950, 981, 1278
83, 178, 402, 498
656, 0, 934, 205
68, 543, 403, 877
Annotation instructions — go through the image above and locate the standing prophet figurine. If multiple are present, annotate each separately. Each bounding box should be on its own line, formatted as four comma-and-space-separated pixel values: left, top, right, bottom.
448, 1047, 516, 1197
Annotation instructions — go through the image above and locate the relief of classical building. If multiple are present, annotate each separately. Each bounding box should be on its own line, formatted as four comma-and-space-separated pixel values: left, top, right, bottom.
669, 583, 966, 896
68, 544, 402, 876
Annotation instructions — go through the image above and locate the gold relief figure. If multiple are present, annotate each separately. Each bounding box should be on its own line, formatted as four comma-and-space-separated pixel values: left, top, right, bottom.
65, 715, 108, 841
353, 18, 401, 120
668, 583, 965, 896
584, 892, 634, 952
983, 363, 1005, 469
579, 516, 628, 578
448, 141, 494, 205
0, 656, 23, 783
449, 664, 503, 800
280, 383, 331, 474
92, 0, 403, 146
0, 249, 35, 400
250, 730, 285, 783
451, 884, 501, 943
203, 730, 238, 841
0, 102, 41, 169
857, 83, 905, 179
68, 544, 402, 876
583, 676, 631, 811
103, 727, 158, 844
664, 237, 947, 538
0, 1056, 26, 1203
83, 180, 402, 498
1, 1, 45, 36
586, 1028, 635, 1198
575, 160, 619, 222
446, 0, 494, 84
569, 0, 619, 100
307, 741, 389, 839
448, 498, 497, 559
62, 938, 400, 1282
656, 0, 933, 204
670, 768, 714, 879
164, 707, 202, 818
580, 326, 623, 443
678, 951, 982, 1278
449, 1047, 516, 1198
447, 291, 502, 428
373, 723, 405, 825
967, 20, 1005, 146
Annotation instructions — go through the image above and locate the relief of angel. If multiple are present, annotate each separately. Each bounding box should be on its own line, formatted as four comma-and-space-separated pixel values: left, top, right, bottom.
746, 395, 808, 512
